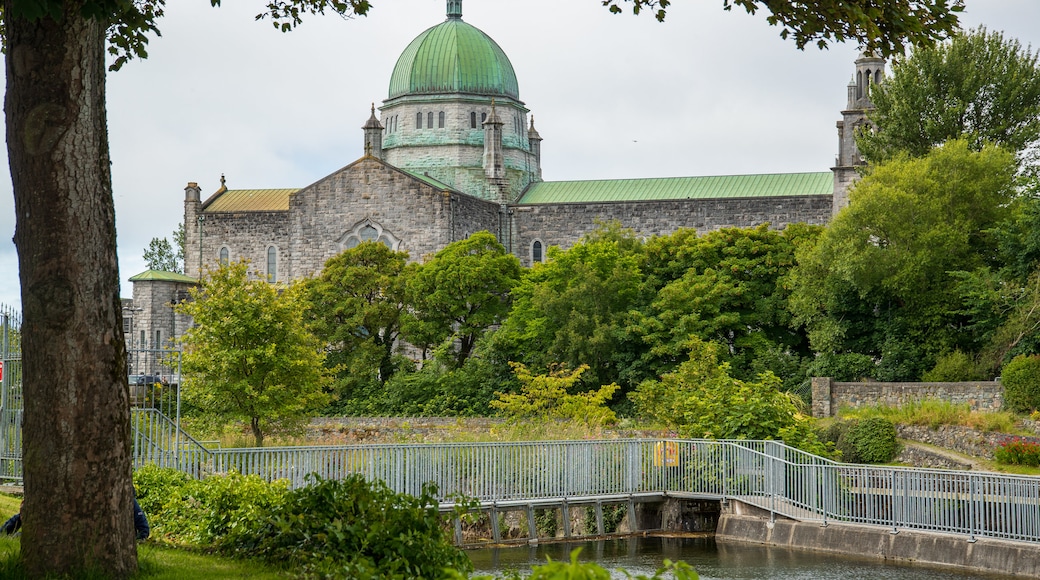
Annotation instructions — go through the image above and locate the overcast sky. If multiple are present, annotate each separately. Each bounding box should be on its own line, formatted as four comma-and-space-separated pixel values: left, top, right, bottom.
0, 0, 1037, 310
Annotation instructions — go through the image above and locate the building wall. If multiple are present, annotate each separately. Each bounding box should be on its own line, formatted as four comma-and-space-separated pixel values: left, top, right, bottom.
127, 280, 194, 372
287, 158, 487, 278
197, 210, 291, 282
509, 195, 833, 266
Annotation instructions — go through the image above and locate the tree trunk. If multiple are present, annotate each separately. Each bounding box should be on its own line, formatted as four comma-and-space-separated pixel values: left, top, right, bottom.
251, 416, 264, 447
4, 2, 137, 577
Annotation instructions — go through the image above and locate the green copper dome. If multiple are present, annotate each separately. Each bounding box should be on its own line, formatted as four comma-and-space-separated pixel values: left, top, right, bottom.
388, 3, 519, 100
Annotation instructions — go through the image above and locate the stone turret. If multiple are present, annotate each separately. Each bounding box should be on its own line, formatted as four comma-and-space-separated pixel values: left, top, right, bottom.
832, 52, 885, 214
183, 181, 203, 279
483, 99, 508, 201
363, 103, 384, 159
527, 116, 542, 181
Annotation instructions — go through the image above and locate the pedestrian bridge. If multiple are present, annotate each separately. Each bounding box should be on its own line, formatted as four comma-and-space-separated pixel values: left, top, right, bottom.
112, 409, 1040, 549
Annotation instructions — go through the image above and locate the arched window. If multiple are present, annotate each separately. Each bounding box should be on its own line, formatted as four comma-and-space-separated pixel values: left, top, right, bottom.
219, 247, 229, 265
481, 112, 487, 124
339, 220, 399, 251
532, 240, 543, 263
266, 246, 278, 282
416, 112, 422, 128
438, 111, 445, 128
427, 112, 434, 128
470, 112, 477, 129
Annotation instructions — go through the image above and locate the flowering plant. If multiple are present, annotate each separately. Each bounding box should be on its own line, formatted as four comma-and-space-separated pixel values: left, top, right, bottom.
994, 437, 1040, 466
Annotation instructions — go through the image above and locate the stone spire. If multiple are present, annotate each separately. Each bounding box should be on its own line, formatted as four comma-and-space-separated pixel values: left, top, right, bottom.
832, 51, 885, 215
527, 116, 542, 181
363, 103, 384, 159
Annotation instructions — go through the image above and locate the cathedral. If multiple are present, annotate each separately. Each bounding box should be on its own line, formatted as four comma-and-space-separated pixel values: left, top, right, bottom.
124, 0, 882, 358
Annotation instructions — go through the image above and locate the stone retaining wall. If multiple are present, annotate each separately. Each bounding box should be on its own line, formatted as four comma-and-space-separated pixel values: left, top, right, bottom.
811, 377, 1004, 418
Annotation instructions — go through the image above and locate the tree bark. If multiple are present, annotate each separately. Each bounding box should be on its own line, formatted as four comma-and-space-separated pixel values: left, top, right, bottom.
4, 2, 137, 577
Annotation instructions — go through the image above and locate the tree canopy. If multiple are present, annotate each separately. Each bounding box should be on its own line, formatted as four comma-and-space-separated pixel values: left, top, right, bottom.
602, 0, 963, 57
177, 261, 331, 446
858, 28, 1040, 169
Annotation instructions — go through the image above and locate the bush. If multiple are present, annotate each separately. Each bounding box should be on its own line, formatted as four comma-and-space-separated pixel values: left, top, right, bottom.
1001, 354, 1040, 413
134, 467, 469, 579
923, 350, 986, 382
825, 418, 900, 463
994, 438, 1040, 466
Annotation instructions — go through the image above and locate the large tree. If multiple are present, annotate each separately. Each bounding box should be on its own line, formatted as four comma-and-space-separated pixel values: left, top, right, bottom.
0, 0, 967, 574
303, 241, 413, 410
857, 28, 1040, 169
404, 232, 521, 368
177, 261, 331, 447
789, 140, 1018, 379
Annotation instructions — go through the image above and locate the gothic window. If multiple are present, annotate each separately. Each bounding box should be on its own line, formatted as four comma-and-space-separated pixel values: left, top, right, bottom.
532, 240, 543, 263
416, 112, 422, 129
427, 112, 434, 128
154, 330, 161, 349
481, 112, 487, 124
470, 112, 477, 129
339, 220, 399, 251
219, 246, 229, 265
266, 246, 278, 282
139, 330, 145, 349
438, 111, 445, 128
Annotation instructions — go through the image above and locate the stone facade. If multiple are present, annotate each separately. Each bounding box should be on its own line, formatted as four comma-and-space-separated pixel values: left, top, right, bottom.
812, 377, 1005, 418
510, 196, 833, 266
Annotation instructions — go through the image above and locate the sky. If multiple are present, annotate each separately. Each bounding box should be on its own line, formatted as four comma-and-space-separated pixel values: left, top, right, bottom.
0, 0, 1038, 310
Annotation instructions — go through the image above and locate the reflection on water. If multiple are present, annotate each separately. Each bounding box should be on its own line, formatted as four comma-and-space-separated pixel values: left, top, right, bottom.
466, 536, 1019, 579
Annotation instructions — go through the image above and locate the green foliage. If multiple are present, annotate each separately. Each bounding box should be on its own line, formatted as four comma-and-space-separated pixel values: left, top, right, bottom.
825, 418, 900, 464
497, 226, 647, 392
491, 363, 620, 428
923, 350, 986, 382
176, 261, 331, 446
245, 475, 469, 579
635, 224, 817, 386
134, 466, 468, 579
806, 352, 875, 381
789, 140, 1019, 379
142, 235, 181, 273
859, 28, 1040, 171
602, 0, 962, 58
629, 339, 826, 454
303, 242, 413, 409
404, 232, 521, 367
1001, 354, 1040, 413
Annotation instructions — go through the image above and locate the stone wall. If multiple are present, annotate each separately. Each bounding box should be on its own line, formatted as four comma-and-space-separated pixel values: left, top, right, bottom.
510, 195, 832, 266
811, 377, 1004, 418
717, 512, 1040, 578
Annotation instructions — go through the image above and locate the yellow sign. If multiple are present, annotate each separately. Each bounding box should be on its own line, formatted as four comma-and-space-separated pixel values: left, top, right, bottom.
653, 441, 678, 467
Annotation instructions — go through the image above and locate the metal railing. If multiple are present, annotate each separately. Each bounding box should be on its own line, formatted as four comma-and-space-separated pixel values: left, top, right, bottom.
148, 437, 1040, 545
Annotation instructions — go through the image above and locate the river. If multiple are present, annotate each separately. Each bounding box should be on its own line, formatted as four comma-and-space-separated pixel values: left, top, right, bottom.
466, 536, 1019, 579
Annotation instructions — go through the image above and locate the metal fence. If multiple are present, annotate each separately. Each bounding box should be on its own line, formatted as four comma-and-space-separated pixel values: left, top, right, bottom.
0, 307, 21, 482
147, 437, 1040, 545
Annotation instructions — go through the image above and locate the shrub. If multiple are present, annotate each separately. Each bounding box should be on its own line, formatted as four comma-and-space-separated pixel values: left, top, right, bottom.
134, 467, 469, 579
994, 438, 1040, 466
1001, 354, 1040, 413
828, 418, 900, 463
923, 350, 986, 382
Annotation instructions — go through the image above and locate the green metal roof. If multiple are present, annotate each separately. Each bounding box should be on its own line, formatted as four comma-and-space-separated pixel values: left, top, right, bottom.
402, 170, 455, 190
388, 8, 519, 100
202, 188, 297, 212
128, 269, 198, 283
517, 172, 834, 204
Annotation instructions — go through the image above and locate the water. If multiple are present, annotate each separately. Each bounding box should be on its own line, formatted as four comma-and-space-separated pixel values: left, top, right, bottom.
467, 536, 1019, 579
